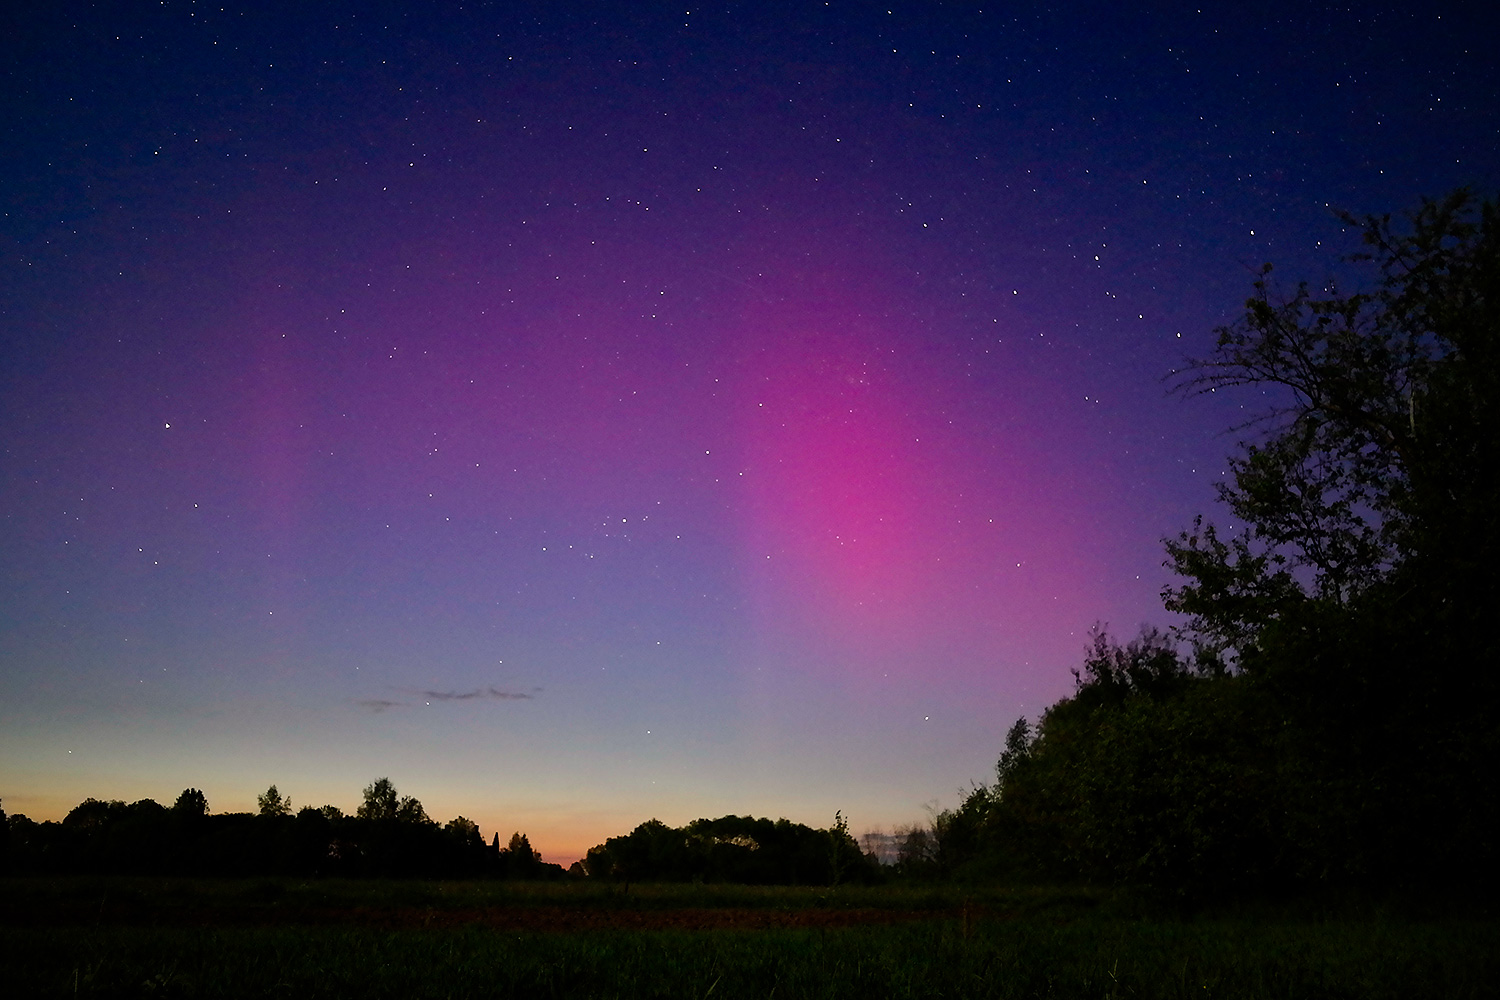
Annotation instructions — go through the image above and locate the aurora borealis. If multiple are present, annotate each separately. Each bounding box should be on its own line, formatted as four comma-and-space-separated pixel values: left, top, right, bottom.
3, 2, 1495, 861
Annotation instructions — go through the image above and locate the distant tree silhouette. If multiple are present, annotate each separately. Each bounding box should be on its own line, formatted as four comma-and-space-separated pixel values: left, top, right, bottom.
507, 831, 538, 859
5, 780, 556, 880
828, 811, 864, 886
497, 831, 540, 878
445, 816, 480, 840
65, 798, 126, 830
583, 815, 879, 885
396, 794, 429, 825
172, 788, 208, 818
895, 824, 936, 876
583, 842, 614, 878
257, 785, 292, 817
357, 778, 399, 822
444, 816, 485, 865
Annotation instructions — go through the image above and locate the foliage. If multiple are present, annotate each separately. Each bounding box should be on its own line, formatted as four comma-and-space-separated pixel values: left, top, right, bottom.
995, 718, 1032, 789
965, 190, 1500, 897
581, 814, 881, 885
1164, 188, 1499, 667
827, 810, 867, 886
256, 785, 292, 818
5, 780, 559, 881
356, 778, 400, 822
172, 788, 208, 818
1160, 190, 1500, 889
893, 823, 935, 874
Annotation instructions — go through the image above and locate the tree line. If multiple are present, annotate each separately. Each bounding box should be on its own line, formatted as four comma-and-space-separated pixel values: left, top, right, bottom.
0, 780, 876, 886
1, 779, 563, 880
579, 812, 877, 886
898, 190, 1499, 898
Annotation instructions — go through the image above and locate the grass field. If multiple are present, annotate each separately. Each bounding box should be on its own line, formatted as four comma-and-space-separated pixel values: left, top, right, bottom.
4, 877, 1496, 998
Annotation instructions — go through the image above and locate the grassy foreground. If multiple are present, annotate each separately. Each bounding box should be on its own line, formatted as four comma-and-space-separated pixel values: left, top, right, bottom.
4, 878, 1496, 998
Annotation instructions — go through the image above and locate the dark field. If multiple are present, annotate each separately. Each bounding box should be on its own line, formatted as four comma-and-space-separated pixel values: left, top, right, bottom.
4, 877, 1496, 998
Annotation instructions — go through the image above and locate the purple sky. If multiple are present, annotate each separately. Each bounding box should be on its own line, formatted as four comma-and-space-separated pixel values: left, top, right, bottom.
3, 2, 1496, 862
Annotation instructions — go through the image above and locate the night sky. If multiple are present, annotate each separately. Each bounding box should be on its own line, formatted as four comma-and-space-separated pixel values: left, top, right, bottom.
3, 2, 1496, 863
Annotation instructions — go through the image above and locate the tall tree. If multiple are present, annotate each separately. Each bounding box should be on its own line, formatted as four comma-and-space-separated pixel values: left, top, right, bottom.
1165, 189, 1499, 668
1163, 189, 1500, 885
172, 788, 208, 818
257, 785, 292, 817
357, 778, 399, 822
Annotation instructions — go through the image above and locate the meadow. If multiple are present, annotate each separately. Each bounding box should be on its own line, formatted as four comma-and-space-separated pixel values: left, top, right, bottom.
4, 877, 1496, 998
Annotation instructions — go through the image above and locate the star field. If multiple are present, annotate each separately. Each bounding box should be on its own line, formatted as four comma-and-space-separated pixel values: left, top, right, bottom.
2, 1, 1496, 861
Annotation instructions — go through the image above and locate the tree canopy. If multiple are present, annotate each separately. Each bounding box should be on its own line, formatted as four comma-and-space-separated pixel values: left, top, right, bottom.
1165, 189, 1498, 667
948, 190, 1500, 896
5, 779, 563, 880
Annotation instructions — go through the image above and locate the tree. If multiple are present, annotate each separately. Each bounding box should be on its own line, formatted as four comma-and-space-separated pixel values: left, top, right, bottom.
582, 842, 614, 878
172, 788, 208, 818
894, 824, 935, 874
507, 831, 539, 861
64, 798, 127, 829
503, 831, 542, 878
396, 795, 430, 825
827, 811, 866, 886
1162, 189, 1500, 886
1071, 625, 1198, 702
1165, 189, 1499, 667
996, 718, 1033, 790
257, 785, 292, 817
357, 778, 399, 822
445, 816, 480, 842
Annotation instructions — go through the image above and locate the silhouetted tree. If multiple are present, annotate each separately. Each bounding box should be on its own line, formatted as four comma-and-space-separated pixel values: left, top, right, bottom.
996, 718, 1033, 791
827, 811, 863, 885
1071, 626, 1197, 703
64, 798, 126, 830
357, 778, 399, 822
1166, 190, 1499, 667
895, 824, 936, 876
497, 831, 539, 878
257, 785, 292, 817
584, 815, 875, 885
172, 788, 208, 818
1161, 189, 1500, 887
6, 783, 509, 880
973, 191, 1500, 896
993, 634, 1278, 893
396, 795, 429, 825
582, 842, 614, 878
440, 817, 486, 874
445, 816, 480, 842
506, 831, 537, 859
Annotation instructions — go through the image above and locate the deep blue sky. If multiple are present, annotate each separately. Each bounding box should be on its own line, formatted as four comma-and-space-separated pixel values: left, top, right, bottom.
3, 1, 1496, 861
